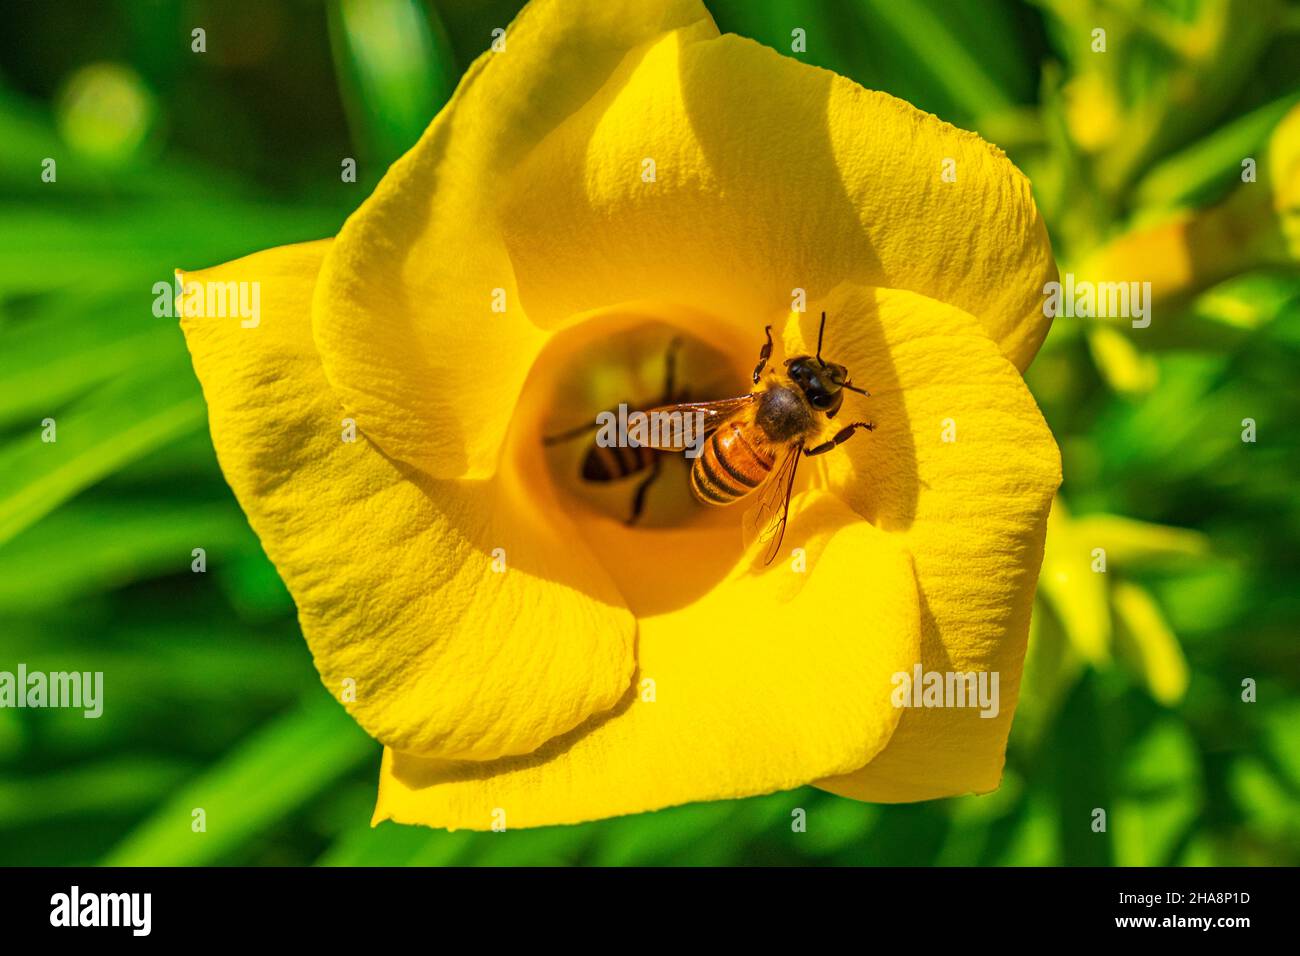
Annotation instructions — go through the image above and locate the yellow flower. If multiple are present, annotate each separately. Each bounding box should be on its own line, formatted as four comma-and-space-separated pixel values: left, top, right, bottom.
179, 0, 1060, 829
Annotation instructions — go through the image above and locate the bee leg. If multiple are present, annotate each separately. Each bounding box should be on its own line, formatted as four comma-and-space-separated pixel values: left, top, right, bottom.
752, 325, 774, 384
543, 397, 638, 446
542, 420, 601, 445
626, 452, 663, 525
662, 335, 685, 401
804, 421, 874, 457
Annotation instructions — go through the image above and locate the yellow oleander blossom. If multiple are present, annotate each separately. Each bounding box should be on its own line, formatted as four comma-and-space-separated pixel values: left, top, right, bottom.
179, 0, 1061, 829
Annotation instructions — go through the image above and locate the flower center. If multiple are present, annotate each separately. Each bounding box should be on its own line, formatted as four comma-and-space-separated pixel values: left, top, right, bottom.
502, 305, 817, 616
527, 314, 745, 528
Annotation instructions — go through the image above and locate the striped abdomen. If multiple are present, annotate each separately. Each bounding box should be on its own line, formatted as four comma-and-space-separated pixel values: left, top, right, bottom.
581, 442, 656, 482
690, 422, 775, 505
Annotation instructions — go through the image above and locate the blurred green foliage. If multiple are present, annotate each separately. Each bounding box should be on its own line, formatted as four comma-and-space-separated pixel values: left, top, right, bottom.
1, 0, 1297, 866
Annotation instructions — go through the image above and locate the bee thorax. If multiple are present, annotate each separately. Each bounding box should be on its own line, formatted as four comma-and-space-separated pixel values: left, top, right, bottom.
755, 384, 814, 442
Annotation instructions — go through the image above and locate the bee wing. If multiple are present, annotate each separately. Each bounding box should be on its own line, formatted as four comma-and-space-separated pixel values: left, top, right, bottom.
742, 441, 803, 566
637, 394, 757, 451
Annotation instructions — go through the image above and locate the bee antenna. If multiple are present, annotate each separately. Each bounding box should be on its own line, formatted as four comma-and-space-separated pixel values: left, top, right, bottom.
816, 311, 827, 365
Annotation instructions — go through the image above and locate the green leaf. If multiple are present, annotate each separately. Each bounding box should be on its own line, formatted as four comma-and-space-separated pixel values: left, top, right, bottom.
464, 826, 592, 866
4, 637, 313, 718
1194, 271, 1300, 333
703, 0, 870, 89
790, 795, 877, 857
1016, 597, 1083, 746
0, 201, 340, 296
1069, 513, 1210, 569
214, 549, 297, 621
709, 0, 1027, 126
1045, 675, 1115, 865
1087, 325, 1159, 396
935, 775, 1025, 866
1227, 758, 1298, 841
317, 822, 472, 866
850, 0, 1016, 122
0, 368, 206, 548
1134, 91, 1300, 211
0, 500, 250, 612
0, 758, 192, 828
328, 0, 458, 170
1112, 581, 1190, 706
589, 800, 739, 865
0, 291, 176, 428
1114, 718, 1201, 865
1040, 502, 1113, 664
1152, 561, 1250, 638
103, 697, 375, 866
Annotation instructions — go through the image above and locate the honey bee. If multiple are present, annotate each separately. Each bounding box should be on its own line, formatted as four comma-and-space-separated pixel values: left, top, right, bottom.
542, 336, 690, 525
642, 311, 873, 564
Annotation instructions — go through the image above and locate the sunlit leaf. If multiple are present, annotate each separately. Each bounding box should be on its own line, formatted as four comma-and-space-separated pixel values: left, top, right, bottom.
328, 0, 457, 169
1227, 758, 1298, 840
1112, 581, 1190, 705
0, 292, 175, 427
0, 202, 340, 296
1134, 91, 1300, 210
103, 697, 374, 866
1069, 513, 1210, 569
1040, 500, 1112, 665
1017, 596, 1083, 745
1087, 325, 1159, 395
0, 369, 206, 547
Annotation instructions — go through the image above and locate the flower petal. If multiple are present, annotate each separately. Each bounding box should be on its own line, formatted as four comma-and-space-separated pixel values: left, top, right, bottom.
179, 242, 636, 760
783, 284, 1061, 801
499, 29, 1056, 370
311, 0, 718, 476
373, 493, 922, 829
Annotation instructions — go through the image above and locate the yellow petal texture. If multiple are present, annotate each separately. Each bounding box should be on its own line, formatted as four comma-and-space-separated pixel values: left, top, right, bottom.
375, 493, 922, 830
311, 0, 716, 476
499, 27, 1056, 371
373, 282, 1056, 828
179, 241, 637, 761
798, 284, 1061, 802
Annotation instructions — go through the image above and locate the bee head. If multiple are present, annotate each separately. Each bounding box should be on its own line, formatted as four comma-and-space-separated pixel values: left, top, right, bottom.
783, 312, 870, 419
785, 356, 848, 418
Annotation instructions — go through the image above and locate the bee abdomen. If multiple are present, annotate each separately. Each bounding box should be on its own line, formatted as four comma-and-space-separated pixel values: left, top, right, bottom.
690, 425, 771, 505
581, 442, 654, 482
